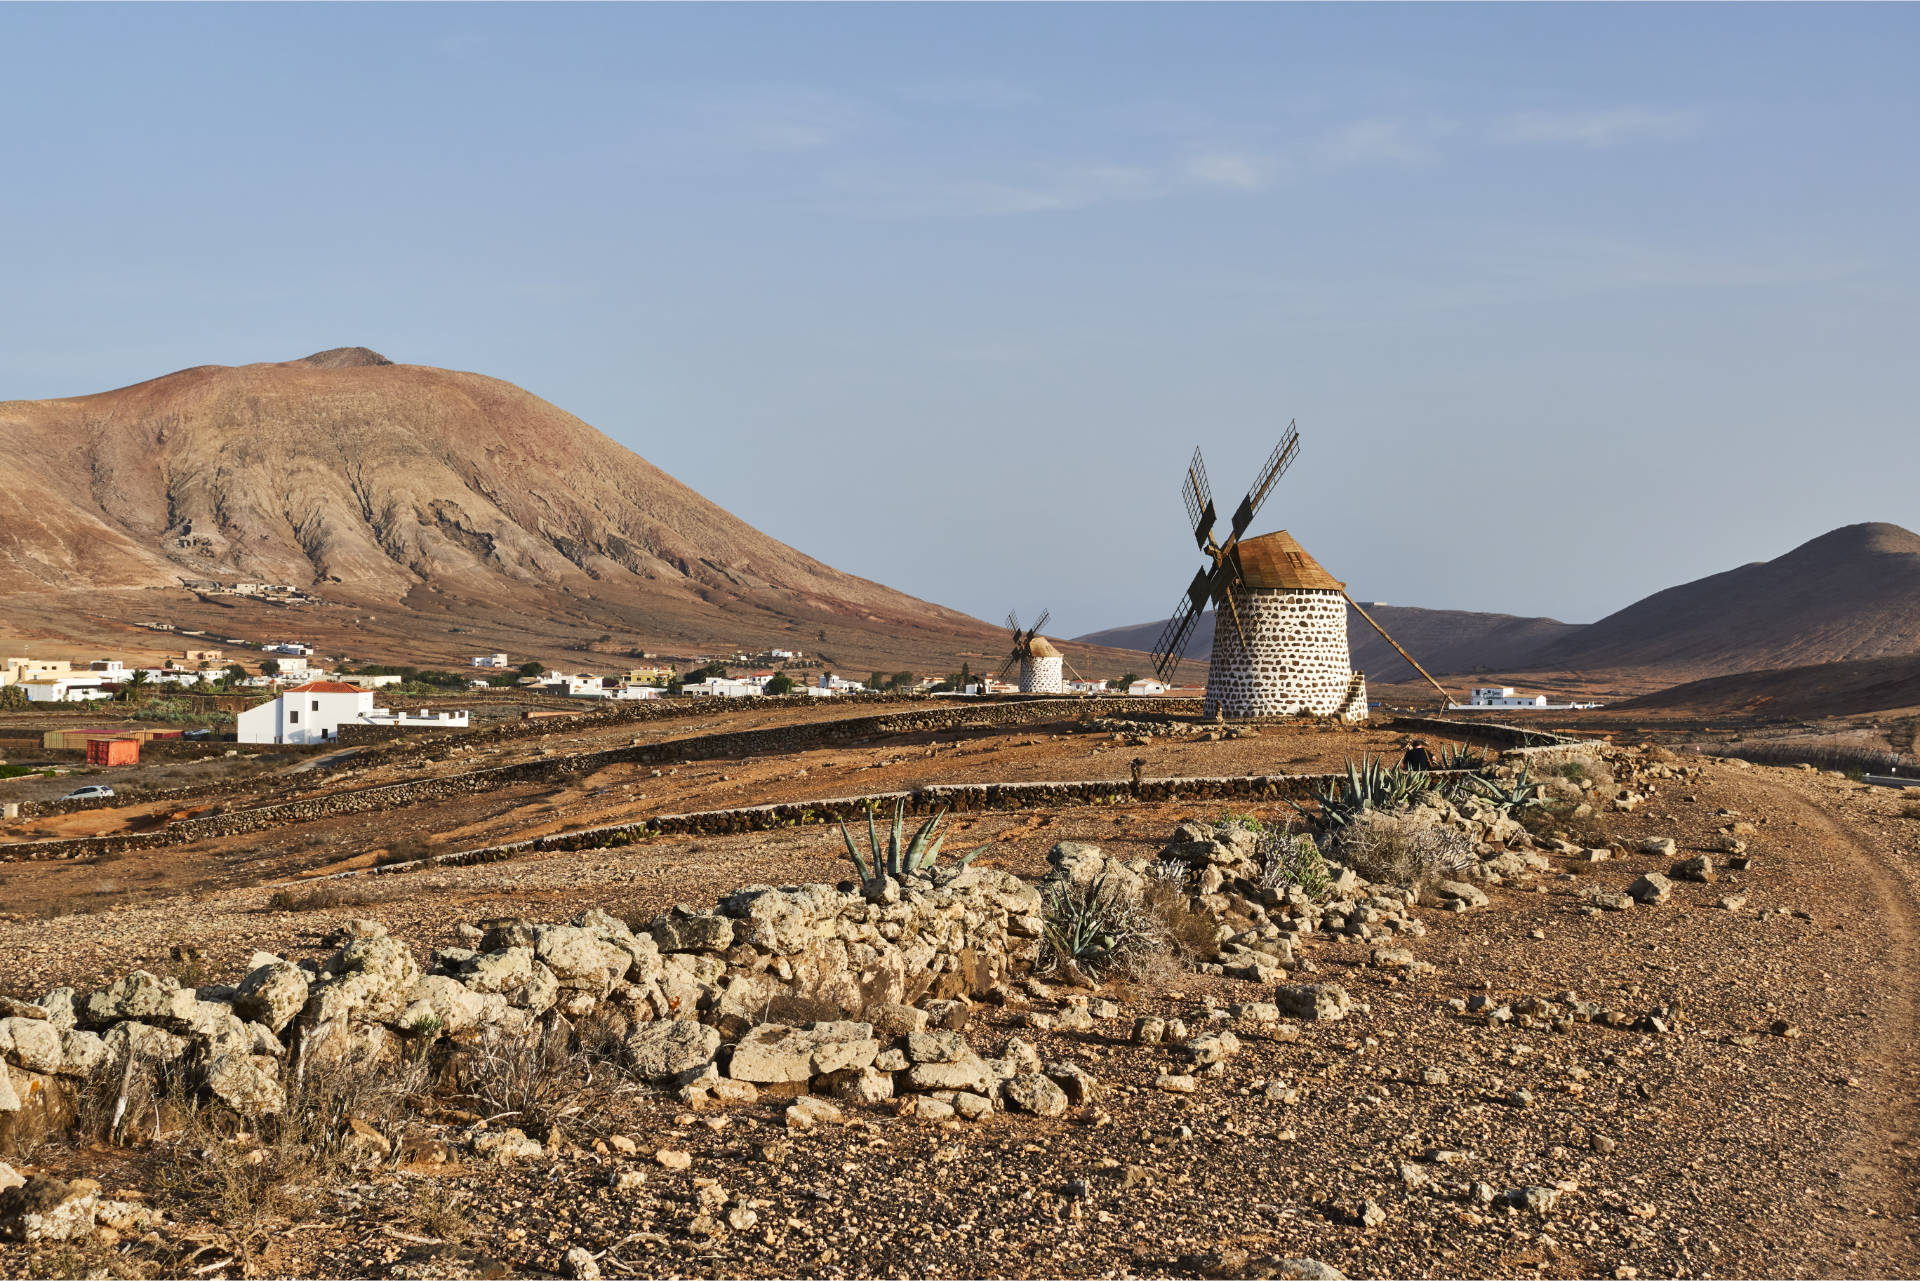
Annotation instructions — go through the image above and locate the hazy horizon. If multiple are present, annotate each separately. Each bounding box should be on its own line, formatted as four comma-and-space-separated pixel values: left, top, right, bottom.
3, 5, 1914, 635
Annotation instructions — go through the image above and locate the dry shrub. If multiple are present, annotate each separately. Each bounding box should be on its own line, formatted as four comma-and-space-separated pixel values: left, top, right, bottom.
1902, 798, 1920, 820
90, 1045, 431, 1272
444, 1020, 632, 1141
1334, 815, 1476, 892
375, 834, 431, 867
1140, 877, 1221, 964
1039, 874, 1172, 981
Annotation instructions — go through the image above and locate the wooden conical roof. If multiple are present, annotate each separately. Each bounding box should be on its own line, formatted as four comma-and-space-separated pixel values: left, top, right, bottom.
1235, 530, 1345, 591
1026, 636, 1061, 658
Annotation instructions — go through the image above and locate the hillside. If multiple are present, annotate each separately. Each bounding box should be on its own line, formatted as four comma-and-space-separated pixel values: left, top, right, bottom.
1536, 523, 1920, 676
0, 348, 1007, 669
1615, 653, 1920, 720
1077, 603, 1584, 681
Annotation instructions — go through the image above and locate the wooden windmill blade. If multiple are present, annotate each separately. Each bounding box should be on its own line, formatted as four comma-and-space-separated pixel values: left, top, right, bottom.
1151, 591, 1203, 680
1228, 421, 1299, 541
1183, 447, 1217, 551
1030, 607, 1050, 637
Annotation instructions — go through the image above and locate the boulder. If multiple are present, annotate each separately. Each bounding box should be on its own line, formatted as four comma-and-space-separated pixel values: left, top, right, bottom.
307, 936, 422, 1026
1275, 983, 1351, 1022
457, 947, 535, 996
0, 1175, 98, 1243
905, 1029, 969, 1065
233, 960, 310, 1033
394, 975, 505, 1037
0, 1019, 64, 1077
1629, 873, 1674, 906
1671, 856, 1716, 884
648, 908, 735, 954
623, 1020, 720, 1082
1002, 1071, 1069, 1118
728, 1022, 878, 1084
901, 1052, 994, 1096
531, 925, 634, 994
202, 1052, 286, 1116
102, 1021, 191, 1067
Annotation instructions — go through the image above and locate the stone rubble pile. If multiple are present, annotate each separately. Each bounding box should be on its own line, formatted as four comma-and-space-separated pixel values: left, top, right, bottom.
0, 865, 1044, 1141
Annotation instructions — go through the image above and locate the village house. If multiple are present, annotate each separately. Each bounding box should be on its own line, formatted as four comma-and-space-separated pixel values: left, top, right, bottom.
469, 653, 511, 668
236, 681, 470, 745
3, 658, 74, 686
1127, 678, 1171, 697
18, 675, 110, 702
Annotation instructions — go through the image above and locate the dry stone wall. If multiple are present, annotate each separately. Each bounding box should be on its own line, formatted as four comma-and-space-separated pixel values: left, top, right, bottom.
0, 862, 1045, 1154
1205, 589, 1368, 722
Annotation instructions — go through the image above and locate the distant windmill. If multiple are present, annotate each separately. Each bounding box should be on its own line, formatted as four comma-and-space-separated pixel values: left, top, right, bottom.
1001, 609, 1065, 694
1149, 421, 1450, 718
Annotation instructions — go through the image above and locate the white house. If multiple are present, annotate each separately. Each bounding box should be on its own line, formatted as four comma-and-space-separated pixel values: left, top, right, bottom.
19, 676, 110, 702
339, 673, 403, 689
274, 655, 311, 677
1447, 685, 1603, 712
683, 677, 762, 698
470, 653, 511, 668
237, 681, 471, 744
1127, 678, 1170, 697
817, 674, 865, 694
238, 682, 374, 744
266, 642, 314, 657
1065, 679, 1108, 695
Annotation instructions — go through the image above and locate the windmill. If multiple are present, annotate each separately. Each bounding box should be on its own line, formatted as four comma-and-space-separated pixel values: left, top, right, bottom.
1001, 609, 1065, 694
1148, 422, 1447, 719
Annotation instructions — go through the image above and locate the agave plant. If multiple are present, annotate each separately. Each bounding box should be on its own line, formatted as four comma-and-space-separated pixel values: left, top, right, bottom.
837, 799, 987, 888
1040, 873, 1167, 979
1292, 754, 1432, 832
1434, 743, 1488, 771
1464, 764, 1548, 812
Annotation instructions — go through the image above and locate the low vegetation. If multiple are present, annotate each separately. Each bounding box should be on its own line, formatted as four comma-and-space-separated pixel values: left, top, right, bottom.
1039, 873, 1171, 980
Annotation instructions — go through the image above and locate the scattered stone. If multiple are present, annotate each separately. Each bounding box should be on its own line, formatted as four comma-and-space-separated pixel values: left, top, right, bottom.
655, 1148, 693, 1171
471, 1127, 542, 1164
1671, 856, 1716, 883
1155, 1073, 1198, 1094
0, 1176, 99, 1243
785, 1094, 844, 1131
1639, 837, 1677, 858
1628, 873, 1673, 905
1003, 1072, 1069, 1118
624, 1020, 720, 1081
1275, 983, 1350, 1022
561, 1246, 602, 1279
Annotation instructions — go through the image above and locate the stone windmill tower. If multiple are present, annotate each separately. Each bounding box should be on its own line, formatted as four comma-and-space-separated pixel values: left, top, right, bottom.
1149, 423, 1371, 721
1001, 610, 1065, 694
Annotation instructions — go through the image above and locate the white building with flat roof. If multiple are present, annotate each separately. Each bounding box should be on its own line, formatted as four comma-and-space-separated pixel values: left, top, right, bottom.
238, 681, 470, 744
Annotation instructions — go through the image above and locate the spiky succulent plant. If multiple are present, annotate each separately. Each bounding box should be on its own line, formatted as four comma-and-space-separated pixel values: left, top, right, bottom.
838, 799, 987, 888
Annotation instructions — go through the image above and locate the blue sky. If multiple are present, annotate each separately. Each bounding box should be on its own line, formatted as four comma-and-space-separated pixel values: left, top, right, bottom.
3, 4, 1915, 633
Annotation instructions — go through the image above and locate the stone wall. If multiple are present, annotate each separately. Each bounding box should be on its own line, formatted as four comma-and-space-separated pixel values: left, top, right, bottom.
0, 697, 1202, 863
0, 863, 1045, 1153
1204, 588, 1368, 722
1387, 715, 1582, 751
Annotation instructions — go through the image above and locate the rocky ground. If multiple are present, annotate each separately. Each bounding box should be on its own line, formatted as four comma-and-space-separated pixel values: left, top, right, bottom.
4, 733, 1920, 1279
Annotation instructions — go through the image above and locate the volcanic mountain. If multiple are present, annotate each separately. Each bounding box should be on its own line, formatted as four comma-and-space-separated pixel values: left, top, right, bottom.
1083, 523, 1920, 686
0, 348, 1005, 669
1534, 522, 1920, 676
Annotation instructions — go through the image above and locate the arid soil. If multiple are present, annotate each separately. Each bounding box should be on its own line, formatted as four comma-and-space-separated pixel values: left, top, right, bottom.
4, 701, 1920, 1279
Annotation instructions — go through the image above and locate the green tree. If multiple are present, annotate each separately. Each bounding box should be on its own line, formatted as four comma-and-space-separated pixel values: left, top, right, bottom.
118, 669, 151, 703
892, 671, 914, 691
1109, 672, 1138, 691
259, 658, 280, 678
222, 663, 249, 687
765, 673, 795, 695
518, 660, 546, 678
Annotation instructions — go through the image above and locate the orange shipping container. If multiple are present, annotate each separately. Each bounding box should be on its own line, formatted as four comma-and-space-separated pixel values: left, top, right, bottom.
85, 738, 139, 766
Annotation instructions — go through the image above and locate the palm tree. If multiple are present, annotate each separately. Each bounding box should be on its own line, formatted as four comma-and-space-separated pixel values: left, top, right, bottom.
119, 669, 150, 703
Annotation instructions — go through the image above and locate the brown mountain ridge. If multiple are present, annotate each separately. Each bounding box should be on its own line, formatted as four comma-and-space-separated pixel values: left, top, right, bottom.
0, 348, 1007, 669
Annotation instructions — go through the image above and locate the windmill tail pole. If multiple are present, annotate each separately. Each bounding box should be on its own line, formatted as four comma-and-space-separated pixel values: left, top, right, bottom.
1342, 593, 1455, 709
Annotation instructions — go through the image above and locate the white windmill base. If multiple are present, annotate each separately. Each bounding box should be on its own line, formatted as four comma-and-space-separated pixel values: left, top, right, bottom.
1203, 588, 1370, 721
1019, 655, 1064, 694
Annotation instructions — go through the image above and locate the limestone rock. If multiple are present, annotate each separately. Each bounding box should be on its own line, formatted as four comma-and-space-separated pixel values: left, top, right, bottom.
623, 1020, 720, 1081
648, 908, 734, 954
0, 1018, 64, 1077
0, 1175, 99, 1243
728, 1022, 877, 1084
905, 1029, 968, 1065
233, 960, 311, 1033
203, 1052, 286, 1116
1629, 873, 1674, 906
1002, 1071, 1069, 1117
1275, 983, 1351, 1022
